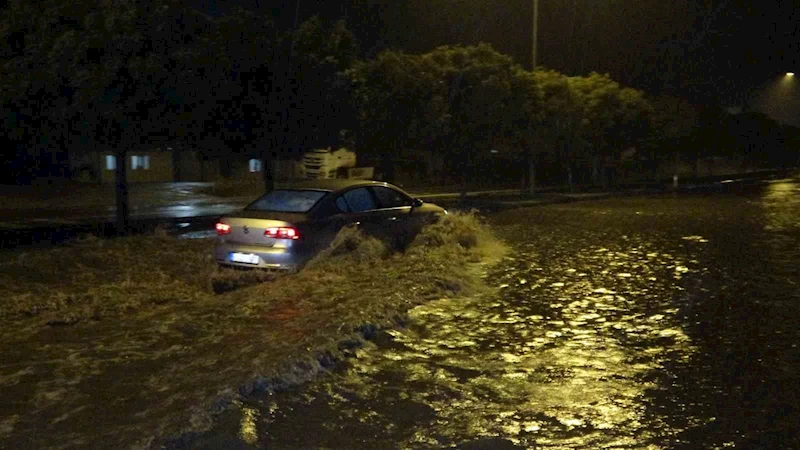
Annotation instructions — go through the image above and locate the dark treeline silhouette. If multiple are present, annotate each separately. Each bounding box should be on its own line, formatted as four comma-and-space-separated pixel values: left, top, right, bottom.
1, 1, 798, 232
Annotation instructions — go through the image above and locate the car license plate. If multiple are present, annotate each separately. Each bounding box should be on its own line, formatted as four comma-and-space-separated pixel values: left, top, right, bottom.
230, 252, 260, 265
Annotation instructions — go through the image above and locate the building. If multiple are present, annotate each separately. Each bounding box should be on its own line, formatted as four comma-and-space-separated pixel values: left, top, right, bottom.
70, 147, 303, 183
71, 148, 216, 183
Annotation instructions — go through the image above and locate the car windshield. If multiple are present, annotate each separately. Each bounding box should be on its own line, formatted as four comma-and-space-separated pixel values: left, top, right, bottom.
246, 189, 328, 213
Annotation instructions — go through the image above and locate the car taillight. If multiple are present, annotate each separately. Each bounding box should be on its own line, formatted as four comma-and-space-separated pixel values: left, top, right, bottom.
215, 222, 231, 235
265, 227, 300, 240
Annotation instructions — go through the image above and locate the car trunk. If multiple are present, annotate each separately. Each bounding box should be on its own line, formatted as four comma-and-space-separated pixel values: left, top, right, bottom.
220, 211, 307, 246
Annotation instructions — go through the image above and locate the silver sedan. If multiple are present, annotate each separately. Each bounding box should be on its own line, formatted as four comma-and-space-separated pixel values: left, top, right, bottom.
214, 179, 446, 271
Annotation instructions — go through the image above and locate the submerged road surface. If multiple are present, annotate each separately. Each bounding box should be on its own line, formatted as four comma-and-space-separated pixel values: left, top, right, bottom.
176, 178, 800, 449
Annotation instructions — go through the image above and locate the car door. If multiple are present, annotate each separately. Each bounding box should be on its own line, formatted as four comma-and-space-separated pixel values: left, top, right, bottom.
339, 187, 385, 234
317, 187, 381, 239
330, 186, 413, 244
369, 186, 415, 245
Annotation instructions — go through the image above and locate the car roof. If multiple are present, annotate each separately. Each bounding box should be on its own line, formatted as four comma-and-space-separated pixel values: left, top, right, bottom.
275, 179, 398, 193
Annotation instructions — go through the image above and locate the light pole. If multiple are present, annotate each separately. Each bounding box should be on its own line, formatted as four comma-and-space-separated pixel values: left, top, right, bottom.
527, 0, 540, 195
532, 0, 539, 70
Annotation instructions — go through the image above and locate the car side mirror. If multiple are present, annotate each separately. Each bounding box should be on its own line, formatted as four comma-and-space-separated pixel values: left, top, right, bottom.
411, 198, 424, 208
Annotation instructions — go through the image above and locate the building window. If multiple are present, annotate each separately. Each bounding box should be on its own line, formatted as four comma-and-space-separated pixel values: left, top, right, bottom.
249, 158, 263, 172
105, 155, 116, 171
131, 155, 150, 170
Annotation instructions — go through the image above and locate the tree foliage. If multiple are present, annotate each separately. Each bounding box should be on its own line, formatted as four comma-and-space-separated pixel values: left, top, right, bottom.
568, 73, 651, 158
6, 1, 781, 202
347, 43, 540, 184
0, 2, 360, 222
426, 44, 539, 157
347, 48, 448, 178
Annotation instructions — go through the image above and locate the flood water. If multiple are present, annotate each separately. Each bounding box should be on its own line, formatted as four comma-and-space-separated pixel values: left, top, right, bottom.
176, 179, 800, 449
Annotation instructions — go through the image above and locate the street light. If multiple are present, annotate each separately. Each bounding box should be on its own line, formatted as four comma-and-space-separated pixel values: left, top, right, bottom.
532, 0, 539, 70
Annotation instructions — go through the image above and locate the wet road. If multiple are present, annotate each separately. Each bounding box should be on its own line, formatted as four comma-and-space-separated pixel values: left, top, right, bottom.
176, 179, 800, 449
0, 182, 249, 226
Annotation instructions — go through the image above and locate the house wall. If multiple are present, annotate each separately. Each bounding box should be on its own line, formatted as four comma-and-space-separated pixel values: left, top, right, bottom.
99, 155, 114, 183
99, 152, 173, 183
228, 158, 303, 181
69, 150, 103, 183
85, 150, 343, 184
201, 158, 221, 182
230, 159, 257, 181
173, 150, 204, 181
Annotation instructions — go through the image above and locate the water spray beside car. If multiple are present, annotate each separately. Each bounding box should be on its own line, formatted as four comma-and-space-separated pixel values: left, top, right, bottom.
214, 178, 446, 272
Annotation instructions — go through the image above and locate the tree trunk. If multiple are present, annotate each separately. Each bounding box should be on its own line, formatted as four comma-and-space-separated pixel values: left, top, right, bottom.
528, 148, 536, 195
262, 151, 275, 192
114, 148, 129, 235
424, 151, 436, 182
601, 162, 608, 191
220, 153, 233, 179
172, 146, 181, 182
460, 150, 472, 200
673, 150, 680, 189
198, 152, 205, 182
567, 164, 574, 193
381, 153, 394, 183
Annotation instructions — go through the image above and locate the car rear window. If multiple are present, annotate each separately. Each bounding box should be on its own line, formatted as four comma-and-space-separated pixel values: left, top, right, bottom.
246, 190, 328, 213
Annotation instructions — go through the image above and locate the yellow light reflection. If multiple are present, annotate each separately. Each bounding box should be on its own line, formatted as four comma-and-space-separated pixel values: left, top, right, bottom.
238, 406, 259, 445
763, 181, 800, 232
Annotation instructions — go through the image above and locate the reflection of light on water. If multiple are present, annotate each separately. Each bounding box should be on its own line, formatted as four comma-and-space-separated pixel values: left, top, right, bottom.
681, 235, 709, 243
234, 208, 716, 449
383, 264, 698, 447
593, 287, 616, 294
559, 418, 584, 427
238, 405, 259, 444
178, 230, 217, 240
763, 181, 800, 232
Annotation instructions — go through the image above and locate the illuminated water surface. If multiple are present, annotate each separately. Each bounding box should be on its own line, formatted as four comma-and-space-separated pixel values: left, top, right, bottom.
181, 180, 800, 449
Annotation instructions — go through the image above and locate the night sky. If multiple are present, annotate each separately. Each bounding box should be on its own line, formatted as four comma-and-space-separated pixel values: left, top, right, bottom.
215, 0, 799, 115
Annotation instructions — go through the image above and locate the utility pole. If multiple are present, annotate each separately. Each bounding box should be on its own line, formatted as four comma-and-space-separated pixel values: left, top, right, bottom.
532, 0, 539, 70
528, 0, 540, 195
